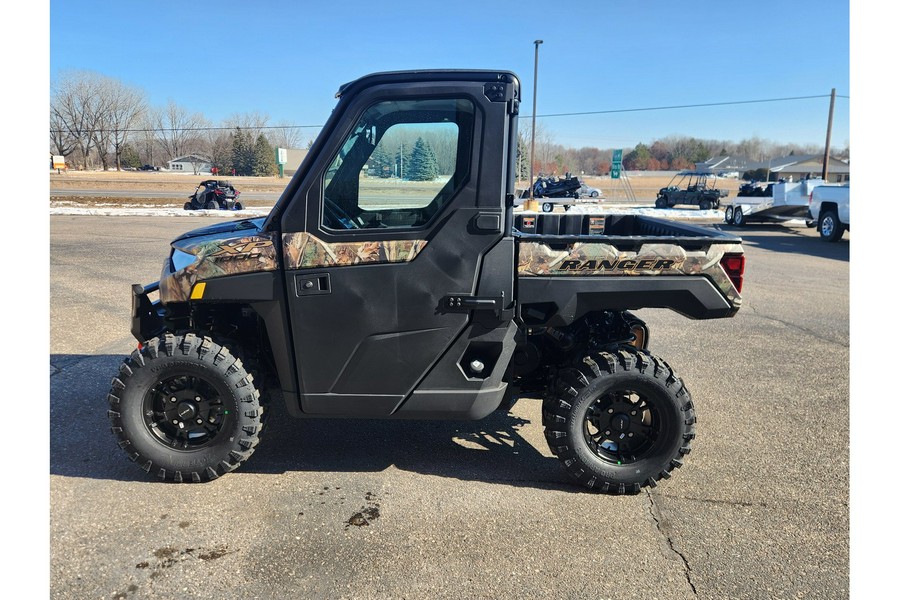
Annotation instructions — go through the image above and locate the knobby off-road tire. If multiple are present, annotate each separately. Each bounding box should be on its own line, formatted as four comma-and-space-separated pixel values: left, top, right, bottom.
655, 196, 668, 209
107, 333, 264, 482
542, 347, 695, 494
204, 200, 218, 210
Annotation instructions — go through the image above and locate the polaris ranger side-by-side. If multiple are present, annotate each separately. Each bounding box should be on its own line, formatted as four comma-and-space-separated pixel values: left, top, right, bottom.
110, 70, 745, 493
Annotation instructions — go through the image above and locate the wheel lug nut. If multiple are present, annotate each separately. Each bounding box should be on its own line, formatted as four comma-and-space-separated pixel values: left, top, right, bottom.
170, 397, 177, 403
172, 419, 179, 424
628, 433, 634, 437
196, 419, 203, 425
195, 396, 201, 401
630, 410, 637, 416
605, 430, 611, 435
607, 408, 614, 414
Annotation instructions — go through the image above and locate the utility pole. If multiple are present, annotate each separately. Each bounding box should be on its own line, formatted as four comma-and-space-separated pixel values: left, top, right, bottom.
821, 88, 836, 181
527, 39, 543, 211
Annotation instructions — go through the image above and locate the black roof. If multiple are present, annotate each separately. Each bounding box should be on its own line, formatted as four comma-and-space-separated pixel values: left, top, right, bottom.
336, 69, 519, 98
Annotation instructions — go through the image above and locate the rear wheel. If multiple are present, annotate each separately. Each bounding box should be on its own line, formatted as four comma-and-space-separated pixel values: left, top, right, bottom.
234, 201, 244, 211
819, 210, 844, 241
542, 348, 695, 494
733, 206, 746, 227
542, 202, 553, 213
699, 199, 712, 211
107, 333, 264, 482
204, 200, 218, 210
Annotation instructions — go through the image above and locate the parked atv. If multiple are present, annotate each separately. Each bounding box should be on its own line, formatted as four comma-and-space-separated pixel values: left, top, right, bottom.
184, 180, 243, 210
532, 175, 582, 199
655, 171, 728, 209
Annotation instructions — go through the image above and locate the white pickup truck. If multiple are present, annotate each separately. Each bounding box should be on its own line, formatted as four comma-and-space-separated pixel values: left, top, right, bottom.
808, 183, 850, 241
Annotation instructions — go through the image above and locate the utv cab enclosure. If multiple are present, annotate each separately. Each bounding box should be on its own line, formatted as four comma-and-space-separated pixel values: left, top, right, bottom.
113, 70, 745, 494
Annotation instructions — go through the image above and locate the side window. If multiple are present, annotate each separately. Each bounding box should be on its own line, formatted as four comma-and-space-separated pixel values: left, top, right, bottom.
322, 98, 474, 231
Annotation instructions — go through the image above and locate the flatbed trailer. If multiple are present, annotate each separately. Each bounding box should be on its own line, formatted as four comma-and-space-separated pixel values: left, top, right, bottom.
723, 179, 825, 226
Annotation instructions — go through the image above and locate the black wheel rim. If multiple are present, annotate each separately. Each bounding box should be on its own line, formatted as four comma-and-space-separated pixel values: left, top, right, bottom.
583, 389, 661, 465
142, 373, 231, 450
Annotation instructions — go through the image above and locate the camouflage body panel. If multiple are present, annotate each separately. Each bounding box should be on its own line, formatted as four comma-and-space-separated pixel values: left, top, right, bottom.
160, 232, 279, 303
518, 240, 743, 306
282, 232, 427, 270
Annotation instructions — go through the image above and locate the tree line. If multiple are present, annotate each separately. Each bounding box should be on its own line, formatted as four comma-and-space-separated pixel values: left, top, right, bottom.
52, 69, 849, 178
50, 70, 312, 174
518, 122, 849, 178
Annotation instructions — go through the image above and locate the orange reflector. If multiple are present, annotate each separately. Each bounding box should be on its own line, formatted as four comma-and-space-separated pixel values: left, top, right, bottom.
190, 282, 206, 300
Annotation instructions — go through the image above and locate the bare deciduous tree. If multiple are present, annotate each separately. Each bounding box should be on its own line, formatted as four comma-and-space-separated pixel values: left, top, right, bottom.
152, 100, 207, 163
51, 70, 105, 169
267, 120, 305, 150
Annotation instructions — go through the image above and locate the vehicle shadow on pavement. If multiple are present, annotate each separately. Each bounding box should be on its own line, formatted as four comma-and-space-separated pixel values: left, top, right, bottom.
245, 394, 577, 491
715, 223, 850, 262
50, 354, 580, 492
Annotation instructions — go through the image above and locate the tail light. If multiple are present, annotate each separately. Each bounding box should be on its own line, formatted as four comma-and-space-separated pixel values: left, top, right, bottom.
214, 189, 224, 195
720, 253, 745, 293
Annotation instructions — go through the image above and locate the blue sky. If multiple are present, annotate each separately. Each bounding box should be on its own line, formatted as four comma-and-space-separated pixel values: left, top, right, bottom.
49, 0, 850, 150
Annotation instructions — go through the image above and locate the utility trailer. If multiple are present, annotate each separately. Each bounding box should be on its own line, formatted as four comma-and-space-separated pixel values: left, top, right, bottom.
723, 178, 826, 226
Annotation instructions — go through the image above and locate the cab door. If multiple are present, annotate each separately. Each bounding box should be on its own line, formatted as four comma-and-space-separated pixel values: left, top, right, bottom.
279, 77, 515, 416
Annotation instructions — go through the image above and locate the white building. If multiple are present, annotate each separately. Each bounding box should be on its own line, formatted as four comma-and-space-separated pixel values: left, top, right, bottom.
167, 155, 213, 174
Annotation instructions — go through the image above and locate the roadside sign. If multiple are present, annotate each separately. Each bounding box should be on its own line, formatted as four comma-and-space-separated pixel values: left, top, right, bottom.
612, 149, 623, 164
52, 155, 66, 169
276, 148, 287, 165
611, 166, 621, 179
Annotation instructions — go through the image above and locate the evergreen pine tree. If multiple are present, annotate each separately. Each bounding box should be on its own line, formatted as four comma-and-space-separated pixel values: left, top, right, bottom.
407, 137, 438, 181
231, 128, 252, 176
253, 134, 276, 176
369, 145, 394, 178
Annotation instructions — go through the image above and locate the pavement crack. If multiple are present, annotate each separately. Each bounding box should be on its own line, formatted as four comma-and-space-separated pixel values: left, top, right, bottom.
647, 489, 698, 597
746, 302, 846, 348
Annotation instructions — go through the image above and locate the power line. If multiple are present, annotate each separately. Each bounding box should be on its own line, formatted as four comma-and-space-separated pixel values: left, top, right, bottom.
49, 93, 850, 134
520, 94, 850, 119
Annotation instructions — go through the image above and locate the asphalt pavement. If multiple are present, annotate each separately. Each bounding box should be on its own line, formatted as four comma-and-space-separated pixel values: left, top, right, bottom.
49, 215, 849, 599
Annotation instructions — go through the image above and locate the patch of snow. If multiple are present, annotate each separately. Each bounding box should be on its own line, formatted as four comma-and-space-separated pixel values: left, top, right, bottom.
49, 206, 271, 218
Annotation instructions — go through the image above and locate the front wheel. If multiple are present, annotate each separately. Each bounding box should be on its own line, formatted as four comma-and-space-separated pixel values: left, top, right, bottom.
724, 205, 734, 224
233, 201, 244, 211
819, 210, 845, 241
655, 196, 668, 209
542, 202, 553, 213
107, 333, 264, 482
733, 206, 746, 227
699, 199, 712, 211
543, 348, 695, 494
184, 202, 193, 211
204, 200, 218, 210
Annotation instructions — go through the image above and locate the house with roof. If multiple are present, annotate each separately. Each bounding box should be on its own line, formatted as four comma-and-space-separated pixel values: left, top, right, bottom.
167, 154, 213, 174
744, 154, 849, 183
698, 154, 849, 182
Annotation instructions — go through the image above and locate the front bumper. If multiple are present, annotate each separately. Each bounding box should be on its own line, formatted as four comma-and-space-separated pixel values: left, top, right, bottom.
131, 281, 165, 342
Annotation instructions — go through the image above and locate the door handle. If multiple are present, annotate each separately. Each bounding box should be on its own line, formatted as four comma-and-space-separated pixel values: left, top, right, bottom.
295, 273, 331, 296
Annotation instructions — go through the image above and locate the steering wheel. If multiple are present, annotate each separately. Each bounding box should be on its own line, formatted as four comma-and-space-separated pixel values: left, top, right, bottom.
324, 197, 362, 229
